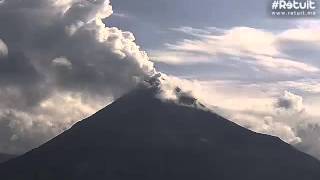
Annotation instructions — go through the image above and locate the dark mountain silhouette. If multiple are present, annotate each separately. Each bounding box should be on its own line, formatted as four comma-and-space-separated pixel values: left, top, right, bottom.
1, 87, 320, 180
0, 153, 16, 163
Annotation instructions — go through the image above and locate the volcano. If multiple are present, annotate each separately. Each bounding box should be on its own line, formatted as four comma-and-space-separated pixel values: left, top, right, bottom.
1, 87, 320, 180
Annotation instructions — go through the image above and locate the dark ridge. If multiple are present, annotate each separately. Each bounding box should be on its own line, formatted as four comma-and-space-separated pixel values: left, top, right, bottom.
0, 87, 320, 180
0, 153, 16, 164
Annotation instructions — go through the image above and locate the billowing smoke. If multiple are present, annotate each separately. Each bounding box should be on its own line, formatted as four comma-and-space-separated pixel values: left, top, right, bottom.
0, 0, 169, 153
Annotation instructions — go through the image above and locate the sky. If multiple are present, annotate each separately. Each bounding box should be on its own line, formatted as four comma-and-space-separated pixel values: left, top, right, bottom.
0, 0, 320, 159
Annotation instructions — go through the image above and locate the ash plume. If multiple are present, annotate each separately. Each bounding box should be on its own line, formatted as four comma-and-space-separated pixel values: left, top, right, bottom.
0, 0, 181, 153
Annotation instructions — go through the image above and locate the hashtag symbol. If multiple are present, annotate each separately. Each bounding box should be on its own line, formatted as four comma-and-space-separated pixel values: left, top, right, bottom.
272, 0, 279, 9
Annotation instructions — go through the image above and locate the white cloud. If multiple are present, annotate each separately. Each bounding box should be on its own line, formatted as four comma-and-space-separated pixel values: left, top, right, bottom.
252, 55, 319, 74
151, 26, 320, 75
112, 12, 131, 18
52, 57, 72, 69
0, 91, 111, 153
276, 91, 304, 112
150, 51, 213, 65
231, 114, 301, 144
279, 28, 320, 43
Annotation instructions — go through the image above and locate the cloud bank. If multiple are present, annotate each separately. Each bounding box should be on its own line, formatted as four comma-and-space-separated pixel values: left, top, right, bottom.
152, 26, 320, 75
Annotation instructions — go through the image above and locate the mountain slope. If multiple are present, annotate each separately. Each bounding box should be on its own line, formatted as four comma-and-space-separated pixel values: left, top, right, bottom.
0, 153, 16, 163
1, 88, 320, 180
